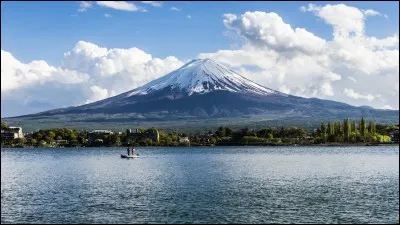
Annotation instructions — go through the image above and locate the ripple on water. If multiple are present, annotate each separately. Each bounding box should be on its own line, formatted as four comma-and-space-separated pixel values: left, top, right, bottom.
1, 146, 399, 223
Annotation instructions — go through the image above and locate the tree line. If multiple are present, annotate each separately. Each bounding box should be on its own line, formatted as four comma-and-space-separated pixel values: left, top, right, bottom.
313, 117, 392, 143
1, 118, 397, 147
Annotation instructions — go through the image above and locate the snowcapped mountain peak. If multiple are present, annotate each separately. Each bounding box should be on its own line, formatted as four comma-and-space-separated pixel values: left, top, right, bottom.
126, 58, 285, 97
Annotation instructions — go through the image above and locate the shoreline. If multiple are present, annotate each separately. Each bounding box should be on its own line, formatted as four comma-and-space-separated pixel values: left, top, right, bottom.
2, 143, 399, 149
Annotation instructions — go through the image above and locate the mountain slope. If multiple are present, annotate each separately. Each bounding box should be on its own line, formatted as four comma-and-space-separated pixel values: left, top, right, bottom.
125, 58, 284, 96
7, 58, 399, 122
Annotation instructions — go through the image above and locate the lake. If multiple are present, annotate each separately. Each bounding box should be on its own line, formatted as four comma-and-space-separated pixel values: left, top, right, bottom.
1, 146, 399, 224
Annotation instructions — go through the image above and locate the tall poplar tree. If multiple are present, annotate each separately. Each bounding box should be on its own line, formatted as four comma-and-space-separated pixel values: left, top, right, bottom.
352, 120, 357, 134
321, 123, 327, 142
343, 118, 350, 142
368, 120, 376, 135
360, 117, 367, 136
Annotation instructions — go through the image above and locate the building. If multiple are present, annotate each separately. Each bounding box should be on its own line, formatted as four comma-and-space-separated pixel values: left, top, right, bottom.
1, 127, 23, 141
88, 130, 113, 145
178, 136, 190, 143
126, 128, 159, 143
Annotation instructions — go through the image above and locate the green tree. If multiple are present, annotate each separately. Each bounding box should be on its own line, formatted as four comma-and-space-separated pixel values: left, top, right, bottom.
68, 133, 77, 142
225, 127, 233, 136
31, 138, 37, 146
320, 123, 327, 143
216, 127, 226, 137
47, 131, 56, 142
368, 120, 376, 135
34, 133, 43, 141
352, 120, 357, 134
14, 137, 26, 146
343, 118, 350, 142
210, 137, 217, 145
334, 121, 342, 138
38, 140, 47, 147
1, 122, 8, 129
327, 122, 334, 136
360, 117, 367, 136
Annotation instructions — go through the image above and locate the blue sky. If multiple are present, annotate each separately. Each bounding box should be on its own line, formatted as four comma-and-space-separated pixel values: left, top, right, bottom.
2, 1, 399, 65
1, 1, 399, 117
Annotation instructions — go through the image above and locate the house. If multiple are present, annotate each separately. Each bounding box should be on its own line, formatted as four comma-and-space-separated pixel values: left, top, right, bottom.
1, 127, 23, 141
126, 128, 159, 143
88, 130, 113, 145
179, 136, 190, 143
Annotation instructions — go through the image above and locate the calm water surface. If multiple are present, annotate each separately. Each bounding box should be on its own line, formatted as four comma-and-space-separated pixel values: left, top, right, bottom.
1, 146, 399, 224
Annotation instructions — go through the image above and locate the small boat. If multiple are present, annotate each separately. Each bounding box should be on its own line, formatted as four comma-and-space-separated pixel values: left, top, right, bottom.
121, 154, 139, 158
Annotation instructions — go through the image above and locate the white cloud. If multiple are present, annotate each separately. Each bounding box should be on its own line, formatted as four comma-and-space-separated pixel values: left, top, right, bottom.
343, 88, 375, 101
141, 1, 163, 7
170, 7, 181, 12
1, 42, 184, 117
86, 85, 115, 103
301, 3, 366, 38
223, 12, 326, 55
1, 3, 398, 117
1, 50, 89, 93
201, 4, 399, 110
78, 1, 92, 12
96, 1, 138, 11
362, 9, 381, 17
301, 3, 390, 39
187, 15, 191, 19
381, 105, 394, 110
104, 13, 112, 18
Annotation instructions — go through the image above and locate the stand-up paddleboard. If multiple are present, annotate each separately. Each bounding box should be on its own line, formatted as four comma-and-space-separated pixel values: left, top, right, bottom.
121, 154, 139, 158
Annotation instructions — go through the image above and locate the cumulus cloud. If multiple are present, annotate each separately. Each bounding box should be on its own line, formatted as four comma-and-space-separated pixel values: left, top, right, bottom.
302, 3, 366, 38
86, 85, 116, 103
223, 11, 326, 55
300, 3, 388, 39
96, 1, 138, 11
1, 42, 184, 117
61, 41, 184, 96
104, 13, 112, 18
1, 3, 398, 117
343, 88, 375, 101
1, 50, 89, 93
200, 4, 398, 110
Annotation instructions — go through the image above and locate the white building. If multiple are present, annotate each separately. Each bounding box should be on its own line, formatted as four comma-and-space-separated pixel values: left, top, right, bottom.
88, 130, 114, 144
178, 136, 190, 143
1, 127, 23, 140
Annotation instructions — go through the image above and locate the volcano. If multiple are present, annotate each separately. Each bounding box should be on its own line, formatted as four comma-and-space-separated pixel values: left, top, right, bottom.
8, 58, 398, 122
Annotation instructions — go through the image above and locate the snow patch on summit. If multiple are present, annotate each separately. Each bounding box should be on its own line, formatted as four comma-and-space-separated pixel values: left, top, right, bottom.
125, 58, 285, 97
